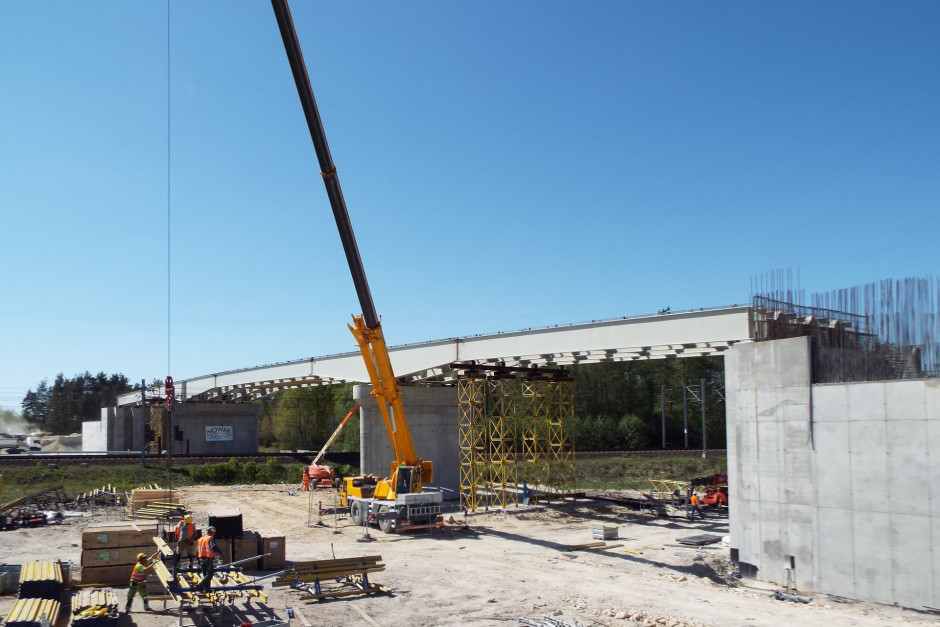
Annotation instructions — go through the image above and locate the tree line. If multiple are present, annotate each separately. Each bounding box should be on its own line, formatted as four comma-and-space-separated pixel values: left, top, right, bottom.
569, 356, 726, 451
21, 372, 134, 434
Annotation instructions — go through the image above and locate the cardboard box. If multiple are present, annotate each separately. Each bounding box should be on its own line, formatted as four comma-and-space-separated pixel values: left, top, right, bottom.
82, 522, 159, 549
256, 529, 285, 570
213, 531, 261, 569
81, 545, 154, 568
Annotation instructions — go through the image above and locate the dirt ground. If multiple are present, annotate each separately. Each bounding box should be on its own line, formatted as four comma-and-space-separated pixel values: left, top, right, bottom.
0, 485, 935, 627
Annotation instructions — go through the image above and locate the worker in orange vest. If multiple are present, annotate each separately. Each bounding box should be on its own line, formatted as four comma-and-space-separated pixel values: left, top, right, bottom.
302, 467, 310, 491
194, 526, 223, 593
125, 551, 159, 613
689, 492, 706, 520
174, 514, 197, 576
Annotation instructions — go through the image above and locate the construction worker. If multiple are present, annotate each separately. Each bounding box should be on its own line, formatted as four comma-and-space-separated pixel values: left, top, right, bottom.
689, 492, 706, 520
174, 514, 197, 575
302, 467, 310, 491
195, 526, 223, 593
125, 551, 159, 612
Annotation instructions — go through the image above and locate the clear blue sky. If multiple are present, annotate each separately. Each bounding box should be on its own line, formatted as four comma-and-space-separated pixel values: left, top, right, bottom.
1, 1, 938, 412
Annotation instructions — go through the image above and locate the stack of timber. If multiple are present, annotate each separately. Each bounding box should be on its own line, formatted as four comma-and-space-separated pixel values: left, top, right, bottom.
71, 588, 119, 627
79, 521, 158, 586
272, 556, 386, 601
3, 562, 66, 627
17, 562, 65, 600
125, 487, 183, 520
3, 597, 61, 627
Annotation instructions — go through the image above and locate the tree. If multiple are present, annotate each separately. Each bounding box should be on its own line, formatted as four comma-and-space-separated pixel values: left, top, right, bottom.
618, 413, 651, 449
570, 357, 726, 451
269, 386, 337, 451
22, 373, 133, 434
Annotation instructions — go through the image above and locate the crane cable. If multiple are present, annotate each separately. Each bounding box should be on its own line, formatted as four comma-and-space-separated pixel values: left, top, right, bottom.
166, 0, 172, 378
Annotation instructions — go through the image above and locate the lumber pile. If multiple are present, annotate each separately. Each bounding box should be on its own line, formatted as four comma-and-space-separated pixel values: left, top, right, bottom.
2, 597, 61, 627
2, 561, 66, 627
17, 562, 65, 600
125, 487, 182, 520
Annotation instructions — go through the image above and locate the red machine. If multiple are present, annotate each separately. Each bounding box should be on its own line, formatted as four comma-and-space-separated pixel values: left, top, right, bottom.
303, 404, 359, 488
698, 473, 728, 507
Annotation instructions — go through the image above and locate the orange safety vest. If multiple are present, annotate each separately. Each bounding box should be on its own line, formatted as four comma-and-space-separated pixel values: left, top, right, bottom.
690, 494, 700, 506
176, 520, 195, 541
130, 562, 149, 584
197, 535, 216, 559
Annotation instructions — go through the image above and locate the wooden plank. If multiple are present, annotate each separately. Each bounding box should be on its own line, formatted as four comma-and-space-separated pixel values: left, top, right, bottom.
563, 541, 606, 552
582, 543, 624, 552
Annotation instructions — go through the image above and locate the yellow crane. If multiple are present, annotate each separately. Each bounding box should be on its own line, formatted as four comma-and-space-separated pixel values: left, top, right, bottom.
271, 0, 442, 534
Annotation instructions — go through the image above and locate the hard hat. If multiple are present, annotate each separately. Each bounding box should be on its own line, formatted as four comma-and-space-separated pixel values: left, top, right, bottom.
207, 526, 216, 533
137, 552, 147, 560
184, 515, 193, 522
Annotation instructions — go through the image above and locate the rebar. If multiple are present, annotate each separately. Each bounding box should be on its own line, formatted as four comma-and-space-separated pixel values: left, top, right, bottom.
752, 272, 939, 382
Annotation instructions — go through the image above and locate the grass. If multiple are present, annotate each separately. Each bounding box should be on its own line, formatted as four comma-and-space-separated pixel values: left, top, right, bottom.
0, 454, 727, 504
575, 455, 727, 490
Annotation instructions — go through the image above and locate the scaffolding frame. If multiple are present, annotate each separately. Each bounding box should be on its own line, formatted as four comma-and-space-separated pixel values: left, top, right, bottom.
455, 364, 575, 511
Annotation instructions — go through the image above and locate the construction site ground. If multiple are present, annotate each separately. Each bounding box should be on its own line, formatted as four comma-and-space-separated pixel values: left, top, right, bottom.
0, 484, 933, 627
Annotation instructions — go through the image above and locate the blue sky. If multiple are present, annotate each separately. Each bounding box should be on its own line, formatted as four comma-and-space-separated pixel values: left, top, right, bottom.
1, 1, 938, 412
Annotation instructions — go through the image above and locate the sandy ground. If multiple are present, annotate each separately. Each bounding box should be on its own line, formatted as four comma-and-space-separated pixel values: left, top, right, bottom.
0, 485, 935, 627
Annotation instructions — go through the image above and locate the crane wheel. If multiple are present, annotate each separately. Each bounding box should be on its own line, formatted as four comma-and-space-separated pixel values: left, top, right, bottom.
377, 505, 396, 534
349, 500, 364, 525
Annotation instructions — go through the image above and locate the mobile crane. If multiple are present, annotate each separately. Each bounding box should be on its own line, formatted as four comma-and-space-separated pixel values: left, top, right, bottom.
271, 0, 442, 533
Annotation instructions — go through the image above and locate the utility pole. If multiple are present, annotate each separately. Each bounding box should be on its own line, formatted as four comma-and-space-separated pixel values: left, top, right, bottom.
140, 379, 147, 466
682, 381, 689, 448
660, 384, 667, 448
700, 377, 707, 458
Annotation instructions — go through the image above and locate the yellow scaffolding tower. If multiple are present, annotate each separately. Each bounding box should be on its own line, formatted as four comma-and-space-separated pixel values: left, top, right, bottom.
457, 376, 487, 512
456, 364, 574, 511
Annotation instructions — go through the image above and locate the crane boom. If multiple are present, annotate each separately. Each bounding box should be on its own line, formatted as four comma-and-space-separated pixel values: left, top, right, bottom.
271, 0, 432, 500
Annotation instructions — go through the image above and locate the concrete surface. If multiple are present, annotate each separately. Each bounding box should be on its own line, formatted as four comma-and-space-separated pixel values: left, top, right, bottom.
727, 336, 940, 609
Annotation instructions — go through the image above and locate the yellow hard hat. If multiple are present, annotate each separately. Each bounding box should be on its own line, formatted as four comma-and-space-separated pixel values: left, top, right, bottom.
184, 515, 193, 522
137, 553, 147, 561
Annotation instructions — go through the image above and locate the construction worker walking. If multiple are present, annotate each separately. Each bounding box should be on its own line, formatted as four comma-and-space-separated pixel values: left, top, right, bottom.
689, 492, 707, 520
125, 551, 159, 612
195, 526, 223, 593
174, 514, 197, 577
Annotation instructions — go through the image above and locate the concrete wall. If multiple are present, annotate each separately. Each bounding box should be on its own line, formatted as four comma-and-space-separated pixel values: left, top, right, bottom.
82, 406, 139, 452
354, 384, 460, 496
82, 410, 109, 451
727, 336, 940, 609
87, 403, 260, 454
172, 404, 260, 455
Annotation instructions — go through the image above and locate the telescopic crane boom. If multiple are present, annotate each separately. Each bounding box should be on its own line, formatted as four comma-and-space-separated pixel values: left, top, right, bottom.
271, 0, 440, 532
